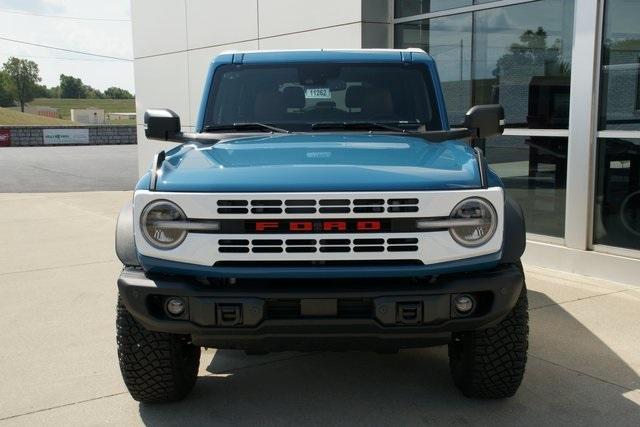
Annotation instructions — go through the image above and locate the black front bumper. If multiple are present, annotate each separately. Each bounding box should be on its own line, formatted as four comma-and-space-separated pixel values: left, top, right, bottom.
118, 265, 523, 351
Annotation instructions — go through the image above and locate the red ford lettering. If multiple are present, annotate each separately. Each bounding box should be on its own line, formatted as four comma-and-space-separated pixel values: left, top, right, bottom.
323, 221, 347, 231
255, 221, 279, 231
356, 220, 381, 231
289, 221, 313, 231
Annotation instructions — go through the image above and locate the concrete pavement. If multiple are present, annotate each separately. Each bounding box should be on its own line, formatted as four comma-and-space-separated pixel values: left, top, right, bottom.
0, 146, 137, 192
0, 191, 638, 426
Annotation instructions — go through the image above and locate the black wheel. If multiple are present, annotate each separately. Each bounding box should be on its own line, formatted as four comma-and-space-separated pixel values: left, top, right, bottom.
448, 267, 529, 398
116, 296, 200, 403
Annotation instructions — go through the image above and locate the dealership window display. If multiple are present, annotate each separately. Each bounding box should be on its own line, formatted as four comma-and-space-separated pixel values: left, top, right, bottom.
395, 0, 574, 238
594, 0, 640, 252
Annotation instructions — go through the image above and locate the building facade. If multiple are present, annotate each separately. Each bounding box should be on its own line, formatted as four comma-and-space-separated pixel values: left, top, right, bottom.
131, 0, 640, 284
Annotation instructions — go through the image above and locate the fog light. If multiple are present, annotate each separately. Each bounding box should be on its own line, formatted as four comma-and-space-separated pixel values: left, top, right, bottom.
166, 297, 186, 316
454, 295, 474, 314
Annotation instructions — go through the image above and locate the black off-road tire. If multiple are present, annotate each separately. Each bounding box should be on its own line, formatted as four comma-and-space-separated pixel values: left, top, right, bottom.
448, 266, 529, 398
116, 297, 200, 403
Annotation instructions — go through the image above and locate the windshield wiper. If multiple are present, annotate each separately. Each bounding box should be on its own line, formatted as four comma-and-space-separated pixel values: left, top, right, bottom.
204, 123, 290, 133
311, 121, 415, 133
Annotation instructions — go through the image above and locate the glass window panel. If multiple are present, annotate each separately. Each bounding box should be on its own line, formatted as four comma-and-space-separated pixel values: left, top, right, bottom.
395, 1, 472, 18
472, 0, 574, 128
395, 14, 473, 126
599, 0, 640, 131
485, 135, 567, 237
394, 0, 507, 18
395, 0, 575, 129
594, 138, 640, 250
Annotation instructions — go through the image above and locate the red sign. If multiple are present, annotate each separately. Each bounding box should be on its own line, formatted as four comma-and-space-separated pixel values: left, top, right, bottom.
0, 128, 10, 147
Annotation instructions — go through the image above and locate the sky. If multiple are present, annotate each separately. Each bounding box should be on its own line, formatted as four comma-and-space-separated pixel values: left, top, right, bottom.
0, 0, 134, 92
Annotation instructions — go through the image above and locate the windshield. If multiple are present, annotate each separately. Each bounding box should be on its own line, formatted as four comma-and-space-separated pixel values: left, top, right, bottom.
203, 63, 442, 132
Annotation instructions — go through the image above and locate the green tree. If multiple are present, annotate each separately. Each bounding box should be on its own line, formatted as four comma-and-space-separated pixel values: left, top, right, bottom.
2, 57, 41, 111
48, 85, 61, 98
0, 70, 15, 107
104, 86, 133, 99
59, 74, 86, 98
32, 83, 50, 98
494, 27, 571, 78
83, 84, 104, 99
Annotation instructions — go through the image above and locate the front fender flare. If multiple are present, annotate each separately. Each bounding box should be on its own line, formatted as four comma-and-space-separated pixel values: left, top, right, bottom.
500, 195, 526, 264
115, 200, 140, 267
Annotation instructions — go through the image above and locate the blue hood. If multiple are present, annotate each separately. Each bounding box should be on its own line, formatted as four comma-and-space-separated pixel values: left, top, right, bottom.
153, 133, 481, 192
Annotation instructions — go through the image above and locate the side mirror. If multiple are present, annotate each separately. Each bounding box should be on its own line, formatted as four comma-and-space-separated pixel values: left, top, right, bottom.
464, 104, 505, 139
144, 109, 182, 141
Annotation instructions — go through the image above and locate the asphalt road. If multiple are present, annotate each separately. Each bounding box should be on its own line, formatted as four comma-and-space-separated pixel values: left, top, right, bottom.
0, 145, 138, 192
0, 192, 639, 425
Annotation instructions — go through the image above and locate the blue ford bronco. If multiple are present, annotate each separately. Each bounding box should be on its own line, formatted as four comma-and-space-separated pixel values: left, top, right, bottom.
115, 49, 528, 403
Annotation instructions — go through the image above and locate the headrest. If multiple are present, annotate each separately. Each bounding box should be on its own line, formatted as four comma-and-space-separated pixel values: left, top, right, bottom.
283, 86, 305, 109
345, 85, 364, 108
254, 90, 285, 120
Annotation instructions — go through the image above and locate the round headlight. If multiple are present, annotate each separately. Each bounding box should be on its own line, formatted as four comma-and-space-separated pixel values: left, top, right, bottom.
449, 198, 497, 247
140, 200, 187, 249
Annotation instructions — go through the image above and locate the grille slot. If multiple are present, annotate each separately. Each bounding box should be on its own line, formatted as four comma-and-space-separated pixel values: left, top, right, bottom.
218, 200, 248, 206
252, 239, 283, 246
387, 238, 418, 244
319, 207, 350, 214
219, 246, 249, 253
286, 246, 317, 253
251, 207, 283, 214
388, 198, 419, 205
285, 207, 316, 214
320, 246, 350, 253
217, 207, 248, 214
388, 205, 419, 213
388, 245, 419, 252
251, 200, 282, 206
353, 238, 384, 245
285, 199, 315, 206
252, 247, 283, 253
319, 199, 350, 206
219, 239, 249, 245
320, 239, 350, 245
286, 239, 317, 245
353, 246, 384, 252
354, 206, 384, 213
353, 199, 384, 205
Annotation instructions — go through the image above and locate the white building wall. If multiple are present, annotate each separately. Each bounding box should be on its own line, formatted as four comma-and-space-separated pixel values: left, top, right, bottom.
131, 0, 392, 174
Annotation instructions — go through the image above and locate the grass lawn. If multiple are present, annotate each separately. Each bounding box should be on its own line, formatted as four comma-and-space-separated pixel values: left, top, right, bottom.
0, 107, 76, 126
28, 98, 136, 121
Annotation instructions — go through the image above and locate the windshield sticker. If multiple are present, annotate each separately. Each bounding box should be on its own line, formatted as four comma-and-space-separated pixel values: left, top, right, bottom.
305, 88, 331, 99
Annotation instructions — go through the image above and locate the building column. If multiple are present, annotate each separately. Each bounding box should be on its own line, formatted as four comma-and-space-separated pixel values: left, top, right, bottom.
564, 0, 602, 250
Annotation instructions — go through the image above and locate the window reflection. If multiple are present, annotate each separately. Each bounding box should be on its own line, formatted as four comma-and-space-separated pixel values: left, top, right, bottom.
594, 139, 640, 250
394, 0, 505, 18
395, 1, 473, 18
394, 0, 575, 129
599, 0, 640, 130
395, 14, 472, 125
485, 135, 567, 237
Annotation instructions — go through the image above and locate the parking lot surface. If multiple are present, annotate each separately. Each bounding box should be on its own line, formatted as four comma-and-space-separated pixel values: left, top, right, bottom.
0, 191, 638, 426
0, 146, 138, 192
